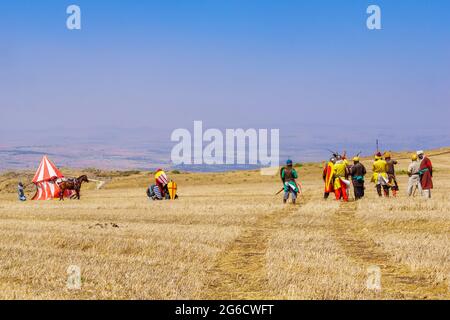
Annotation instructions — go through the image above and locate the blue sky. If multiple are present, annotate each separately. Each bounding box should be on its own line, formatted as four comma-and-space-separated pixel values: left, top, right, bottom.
1, 0, 449, 139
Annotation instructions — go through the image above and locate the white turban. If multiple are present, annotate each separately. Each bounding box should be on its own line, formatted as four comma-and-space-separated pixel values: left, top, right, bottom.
416, 150, 424, 155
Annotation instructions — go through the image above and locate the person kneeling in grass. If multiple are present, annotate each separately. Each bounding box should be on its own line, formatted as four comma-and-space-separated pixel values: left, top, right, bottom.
18, 182, 26, 201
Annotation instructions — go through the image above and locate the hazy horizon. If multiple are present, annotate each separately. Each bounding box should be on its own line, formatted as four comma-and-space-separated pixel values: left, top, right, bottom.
1, 1, 449, 170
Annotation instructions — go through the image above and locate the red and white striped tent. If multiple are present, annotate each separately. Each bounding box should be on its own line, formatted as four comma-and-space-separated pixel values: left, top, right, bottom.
32, 156, 69, 200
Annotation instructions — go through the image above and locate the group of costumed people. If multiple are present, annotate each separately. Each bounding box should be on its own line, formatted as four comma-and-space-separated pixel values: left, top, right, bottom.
147, 169, 178, 200
321, 150, 433, 202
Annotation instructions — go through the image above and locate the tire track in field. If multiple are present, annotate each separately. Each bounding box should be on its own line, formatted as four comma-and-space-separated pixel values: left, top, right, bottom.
202, 196, 310, 300
332, 201, 449, 299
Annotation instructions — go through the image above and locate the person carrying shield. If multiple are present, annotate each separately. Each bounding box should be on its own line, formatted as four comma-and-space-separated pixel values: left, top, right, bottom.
323, 156, 336, 199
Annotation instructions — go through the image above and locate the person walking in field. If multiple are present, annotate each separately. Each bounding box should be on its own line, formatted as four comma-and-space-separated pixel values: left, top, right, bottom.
350, 156, 367, 200
280, 160, 299, 204
323, 157, 336, 199
407, 153, 422, 197
333, 155, 350, 202
417, 150, 433, 199
384, 152, 399, 197
371, 152, 389, 197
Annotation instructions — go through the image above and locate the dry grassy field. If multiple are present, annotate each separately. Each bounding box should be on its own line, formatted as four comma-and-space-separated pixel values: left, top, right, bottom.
0, 149, 449, 300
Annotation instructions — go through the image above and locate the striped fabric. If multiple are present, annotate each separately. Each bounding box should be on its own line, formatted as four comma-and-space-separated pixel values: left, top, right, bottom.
153, 185, 162, 200
32, 156, 70, 200
32, 155, 64, 183
33, 181, 61, 200
155, 170, 168, 186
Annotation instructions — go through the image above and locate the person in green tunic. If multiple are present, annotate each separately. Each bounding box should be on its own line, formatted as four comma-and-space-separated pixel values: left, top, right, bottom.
280, 159, 299, 204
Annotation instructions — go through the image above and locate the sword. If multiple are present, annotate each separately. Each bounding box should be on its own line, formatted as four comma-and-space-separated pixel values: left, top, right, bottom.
296, 181, 303, 197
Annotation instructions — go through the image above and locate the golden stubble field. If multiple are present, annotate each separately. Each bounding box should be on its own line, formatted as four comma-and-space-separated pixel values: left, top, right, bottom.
0, 149, 449, 300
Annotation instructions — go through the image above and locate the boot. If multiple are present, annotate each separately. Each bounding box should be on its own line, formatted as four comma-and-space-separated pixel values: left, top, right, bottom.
376, 185, 382, 197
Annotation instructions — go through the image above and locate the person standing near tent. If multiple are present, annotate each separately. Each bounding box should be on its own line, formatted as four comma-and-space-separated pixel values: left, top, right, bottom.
323, 157, 336, 199
372, 152, 389, 197
281, 160, 299, 204
333, 155, 350, 202
154, 169, 169, 198
18, 182, 26, 201
350, 156, 367, 200
407, 153, 422, 197
384, 152, 399, 197
417, 150, 433, 198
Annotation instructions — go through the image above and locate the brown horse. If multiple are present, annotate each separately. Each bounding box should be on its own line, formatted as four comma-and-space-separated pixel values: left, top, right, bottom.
59, 175, 89, 200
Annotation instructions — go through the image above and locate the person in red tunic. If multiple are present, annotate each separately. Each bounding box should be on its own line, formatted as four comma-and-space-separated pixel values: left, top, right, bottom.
417, 150, 433, 198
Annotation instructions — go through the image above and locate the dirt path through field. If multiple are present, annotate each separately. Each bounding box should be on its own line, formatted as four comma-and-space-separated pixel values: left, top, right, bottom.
202, 196, 310, 299
332, 201, 449, 299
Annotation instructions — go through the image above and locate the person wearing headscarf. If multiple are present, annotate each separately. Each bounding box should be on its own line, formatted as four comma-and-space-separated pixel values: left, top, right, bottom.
333, 155, 350, 201
407, 153, 422, 197
417, 150, 433, 198
371, 152, 389, 197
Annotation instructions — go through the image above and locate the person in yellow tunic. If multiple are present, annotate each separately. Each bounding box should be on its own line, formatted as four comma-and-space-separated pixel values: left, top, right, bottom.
333, 156, 350, 201
371, 152, 389, 197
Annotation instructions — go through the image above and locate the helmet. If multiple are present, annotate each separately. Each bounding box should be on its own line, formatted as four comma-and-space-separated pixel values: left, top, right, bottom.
286, 159, 293, 166
411, 154, 418, 161
353, 156, 360, 162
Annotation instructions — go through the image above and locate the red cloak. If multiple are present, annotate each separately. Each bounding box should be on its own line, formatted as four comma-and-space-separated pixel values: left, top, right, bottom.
323, 162, 334, 193
420, 157, 433, 190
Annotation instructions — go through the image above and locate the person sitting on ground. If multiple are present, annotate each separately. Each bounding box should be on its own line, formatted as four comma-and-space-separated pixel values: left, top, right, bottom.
147, 184, 163, 200
154, 169, 169, 198
280, 160, 299, 204
18, 182, 26, 201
